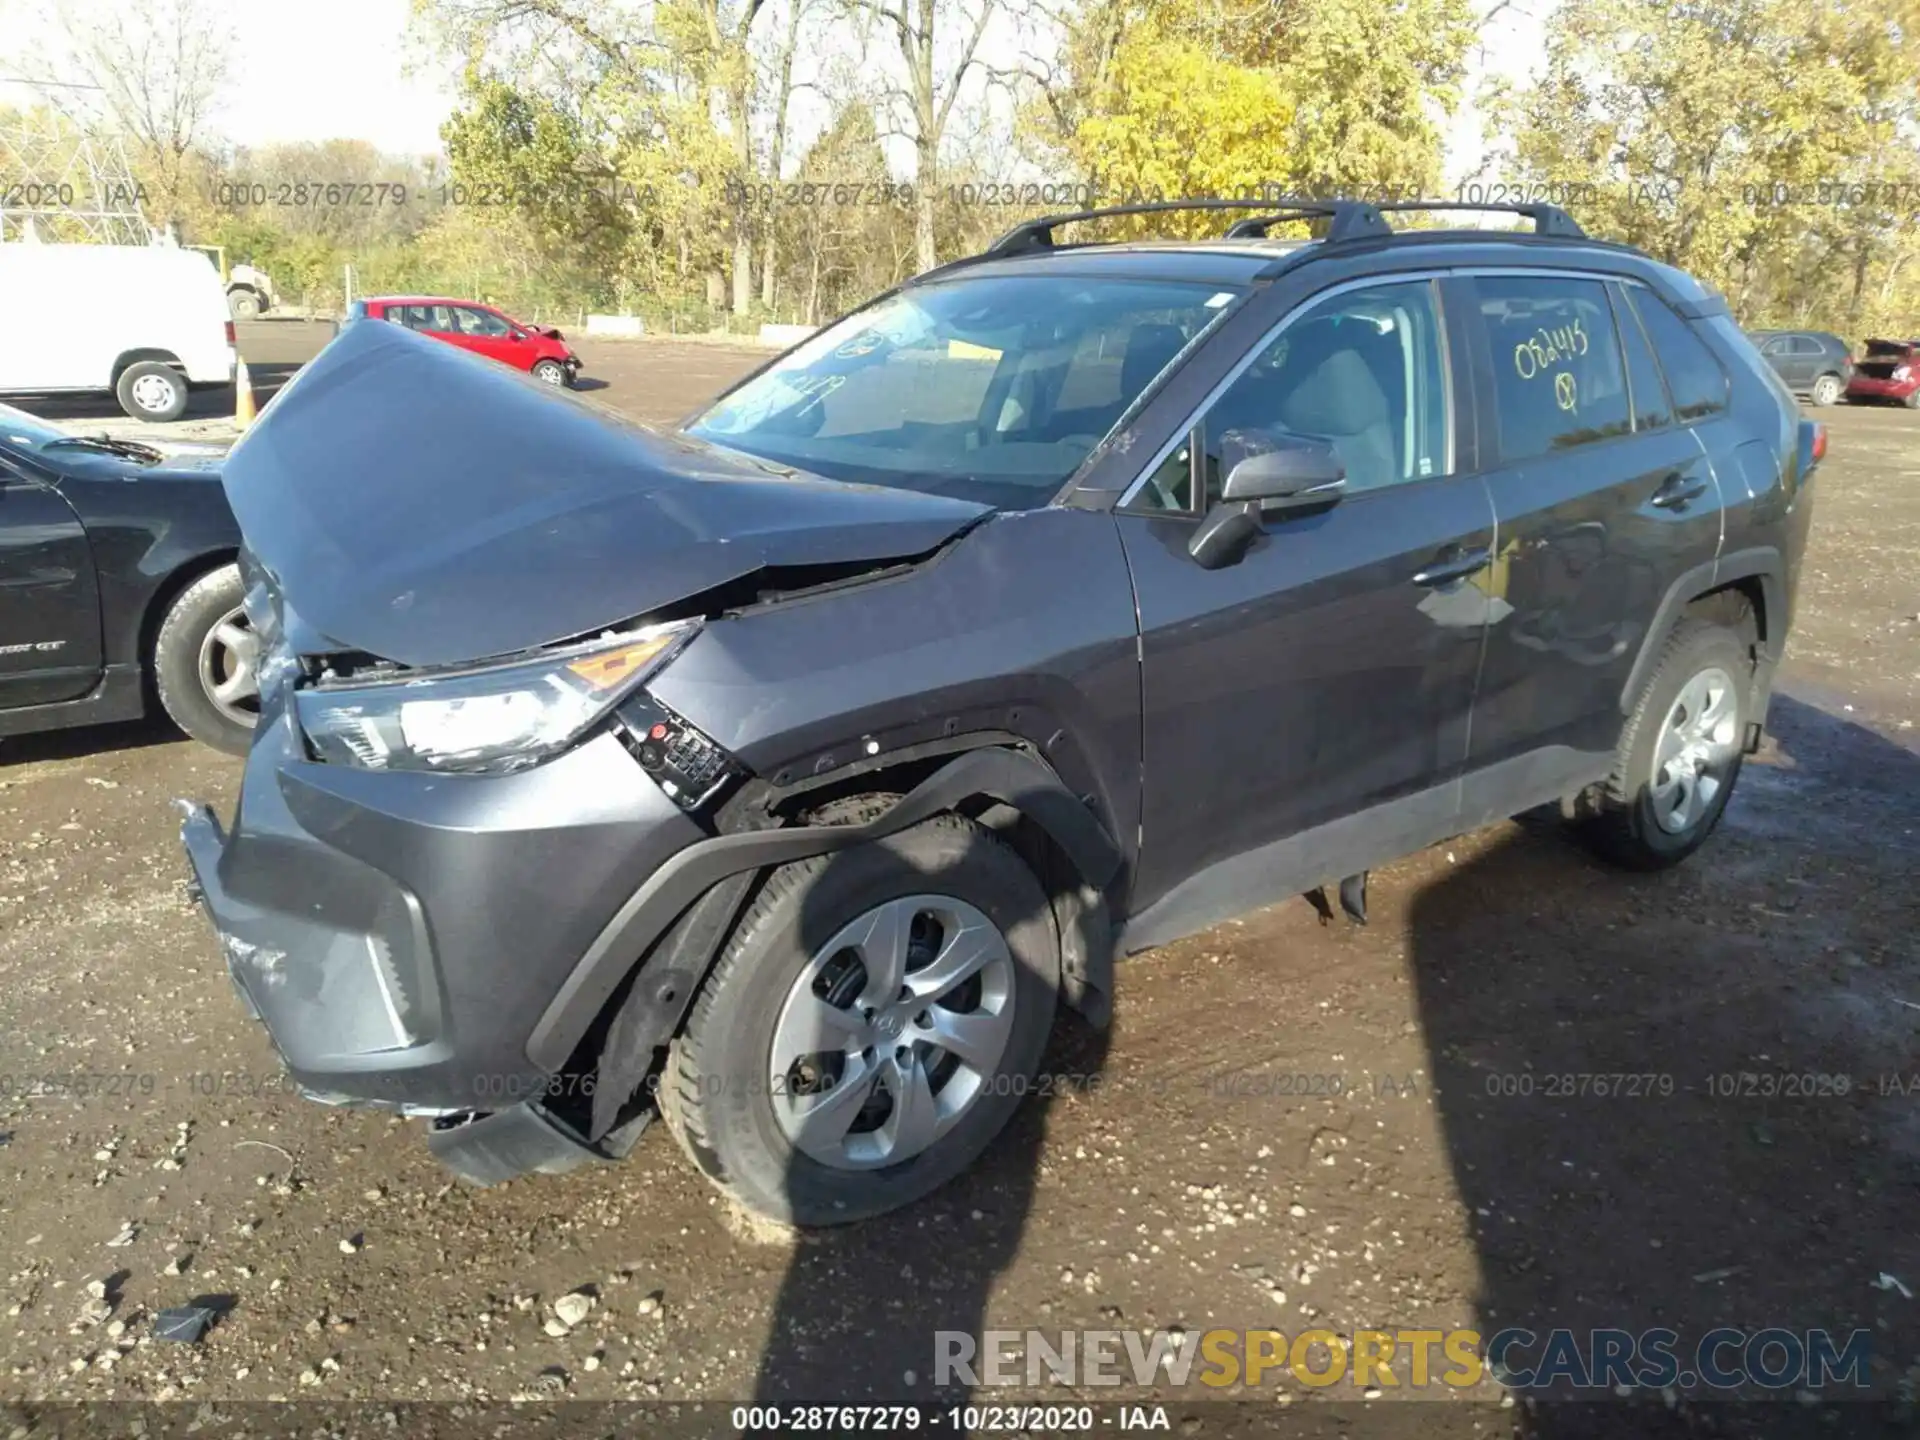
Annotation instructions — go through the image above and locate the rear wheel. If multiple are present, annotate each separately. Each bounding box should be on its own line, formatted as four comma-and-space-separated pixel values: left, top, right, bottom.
115, 361, 187, 422
660, 810, 1059, 1225
153, 565, 258, 755
1582, 618, 1750, 870
1809, 373, 1842, 407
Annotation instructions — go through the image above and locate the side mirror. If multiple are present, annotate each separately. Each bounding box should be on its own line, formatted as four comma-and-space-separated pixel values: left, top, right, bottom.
1189, 434, 1346, 571
1220, 436, 1347, 506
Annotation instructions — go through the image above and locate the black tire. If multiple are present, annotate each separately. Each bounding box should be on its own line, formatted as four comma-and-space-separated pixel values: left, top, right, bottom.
660, 810, 1059, 1225
1808, 373, 1842, 407
531, 359, 568, 386
153, 565, 257, 755
1583, 618, 1751, 870
114, 361, 188, 422
228, 289, 262, 320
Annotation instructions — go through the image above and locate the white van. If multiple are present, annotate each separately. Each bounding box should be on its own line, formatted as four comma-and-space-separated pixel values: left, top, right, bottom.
0, 242, 237, 421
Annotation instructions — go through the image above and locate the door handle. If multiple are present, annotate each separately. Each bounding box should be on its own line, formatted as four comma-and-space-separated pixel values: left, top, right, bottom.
1412, 547, 1493, 587
1650, 473, 1709, 510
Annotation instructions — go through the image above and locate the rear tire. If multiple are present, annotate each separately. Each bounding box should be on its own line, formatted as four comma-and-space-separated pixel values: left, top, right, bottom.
1582, 618, 1751, 870
1809, 373, 1842, 407
153, 565, 258, 755
660, 810, 1059, 1225
115, 361, 188, 422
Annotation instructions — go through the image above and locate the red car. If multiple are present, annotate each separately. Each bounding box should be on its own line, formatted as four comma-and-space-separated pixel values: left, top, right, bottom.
1845, 338, 1920, 407
348, 296, 582, 387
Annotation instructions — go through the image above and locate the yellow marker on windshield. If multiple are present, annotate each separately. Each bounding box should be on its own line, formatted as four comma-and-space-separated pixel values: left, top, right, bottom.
948, 339, 1003, 361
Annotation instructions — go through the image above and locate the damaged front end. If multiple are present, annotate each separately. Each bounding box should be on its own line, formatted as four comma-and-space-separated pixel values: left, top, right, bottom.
176, 317, 1001, 1184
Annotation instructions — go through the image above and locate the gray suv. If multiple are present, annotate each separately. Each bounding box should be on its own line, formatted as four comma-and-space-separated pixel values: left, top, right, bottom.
181, 199, 1826, 1224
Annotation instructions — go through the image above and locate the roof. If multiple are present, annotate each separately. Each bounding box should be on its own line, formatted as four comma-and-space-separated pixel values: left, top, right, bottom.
362, 295, 499, 309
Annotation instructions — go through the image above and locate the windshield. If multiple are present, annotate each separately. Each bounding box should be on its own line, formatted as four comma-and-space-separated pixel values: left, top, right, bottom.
687, 275, 1242, 510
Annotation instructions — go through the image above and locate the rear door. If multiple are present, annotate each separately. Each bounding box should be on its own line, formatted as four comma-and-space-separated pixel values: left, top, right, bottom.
0, 448, 104, 706
1757, 335, 1797, 389
1115, 276, 1497, 936
1457, 271, 1723, 786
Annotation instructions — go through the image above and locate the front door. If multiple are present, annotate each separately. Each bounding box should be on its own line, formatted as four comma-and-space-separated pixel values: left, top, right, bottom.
0, 459, 104, 707
1115, 278, 1498, 944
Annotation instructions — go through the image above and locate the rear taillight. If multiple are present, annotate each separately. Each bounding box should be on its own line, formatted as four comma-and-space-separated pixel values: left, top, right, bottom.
1811, 423, 1827, 462
225, 321, 237, 344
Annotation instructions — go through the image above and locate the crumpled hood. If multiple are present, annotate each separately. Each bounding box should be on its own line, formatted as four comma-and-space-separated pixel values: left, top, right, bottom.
221, 319, 990, 668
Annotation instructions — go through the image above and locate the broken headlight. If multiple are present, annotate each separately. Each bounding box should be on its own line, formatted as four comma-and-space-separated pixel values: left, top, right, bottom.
295, 620, 700, 774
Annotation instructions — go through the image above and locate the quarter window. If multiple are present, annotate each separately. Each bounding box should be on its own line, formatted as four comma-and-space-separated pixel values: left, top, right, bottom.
1192, 280, 1448, 505
1628, 290, 1729, 421
1476, 275, 1631, 461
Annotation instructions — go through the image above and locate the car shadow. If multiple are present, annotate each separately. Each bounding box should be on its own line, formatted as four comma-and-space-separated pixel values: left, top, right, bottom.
1406, 690, 1919, 1435
0, 714, 183, 767
571, 377, 612, 393
749, 827, 1109, 1407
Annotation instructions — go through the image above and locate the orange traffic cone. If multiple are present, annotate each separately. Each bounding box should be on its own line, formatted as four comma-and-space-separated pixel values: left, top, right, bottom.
234, 357, 257, 432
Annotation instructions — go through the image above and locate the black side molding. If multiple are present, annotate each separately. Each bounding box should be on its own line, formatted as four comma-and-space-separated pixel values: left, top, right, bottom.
526, 745, 1123, 1073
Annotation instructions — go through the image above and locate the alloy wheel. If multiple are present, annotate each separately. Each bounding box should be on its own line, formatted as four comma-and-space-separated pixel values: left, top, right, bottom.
198, 604, 261, 727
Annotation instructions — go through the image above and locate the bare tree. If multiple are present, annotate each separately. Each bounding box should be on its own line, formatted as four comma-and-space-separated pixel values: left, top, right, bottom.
844, 0, 1003, 271
46, 0, 235, 229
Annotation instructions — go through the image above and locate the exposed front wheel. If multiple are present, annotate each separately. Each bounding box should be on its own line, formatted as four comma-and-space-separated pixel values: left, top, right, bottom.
532, 359, 568, 386
153, 564, 259, 755
228, 289, 262, 320
1809, 373, 1842, 407
660, 810, 1059, 1225
1583, 618, 1750, 870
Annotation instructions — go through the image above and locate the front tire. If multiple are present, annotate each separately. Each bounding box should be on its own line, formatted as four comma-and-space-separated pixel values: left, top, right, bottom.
1583, 618, 1750, 870
661, 810, 1059, 1225
153, 565, 258, 755
115, 361, 188, 422
531, 359, 568, 386
1809, 373, 1842, 407
228, 289, 262, 320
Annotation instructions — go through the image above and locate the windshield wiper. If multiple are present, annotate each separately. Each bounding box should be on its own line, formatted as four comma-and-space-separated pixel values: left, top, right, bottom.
41, 435, 165, 463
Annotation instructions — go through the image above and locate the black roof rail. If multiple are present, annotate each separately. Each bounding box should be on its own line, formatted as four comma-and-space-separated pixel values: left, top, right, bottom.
1370, 199, 1586, 238
984, 198, 1392, 256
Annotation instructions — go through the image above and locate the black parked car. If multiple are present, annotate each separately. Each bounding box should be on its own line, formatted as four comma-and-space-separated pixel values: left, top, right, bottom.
0, 403, 255, 753
180, 199, 1824, 1224
1750, 329, 1854, 406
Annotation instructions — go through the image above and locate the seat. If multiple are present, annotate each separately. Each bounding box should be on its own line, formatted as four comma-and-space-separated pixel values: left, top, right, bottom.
1278, 347, 1397, 490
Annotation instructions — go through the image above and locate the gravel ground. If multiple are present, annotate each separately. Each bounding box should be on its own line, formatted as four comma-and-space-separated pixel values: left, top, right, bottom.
3, 337, 1917, 1437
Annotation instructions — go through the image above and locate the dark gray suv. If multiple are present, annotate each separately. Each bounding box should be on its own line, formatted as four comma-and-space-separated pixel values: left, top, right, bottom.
180, 199, 1826, 1224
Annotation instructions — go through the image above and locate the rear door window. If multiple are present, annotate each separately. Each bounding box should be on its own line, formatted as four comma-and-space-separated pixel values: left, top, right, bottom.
1475, 275, 1632, 460
1627, 290, 1729, 421
1612, 284, 1672, 431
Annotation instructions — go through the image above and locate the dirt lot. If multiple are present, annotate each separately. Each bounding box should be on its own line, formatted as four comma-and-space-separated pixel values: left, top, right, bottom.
5, 335, 1918, 1436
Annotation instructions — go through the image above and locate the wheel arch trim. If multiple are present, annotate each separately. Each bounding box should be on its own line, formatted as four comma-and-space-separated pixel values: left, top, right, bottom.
525, 743, 1122, 1073
1619, 545, 1784, 717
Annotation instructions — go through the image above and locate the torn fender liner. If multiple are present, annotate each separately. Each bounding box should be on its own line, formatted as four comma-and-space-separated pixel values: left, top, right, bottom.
528, 744, 1123, 1074
221, 319, 991, 668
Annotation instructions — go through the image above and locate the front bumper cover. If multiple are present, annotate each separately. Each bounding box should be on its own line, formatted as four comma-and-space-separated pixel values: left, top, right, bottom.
177, 705, 705, 1122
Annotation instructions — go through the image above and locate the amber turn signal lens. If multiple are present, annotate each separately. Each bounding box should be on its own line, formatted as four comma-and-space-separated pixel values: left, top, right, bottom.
564, 633, 681, 692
